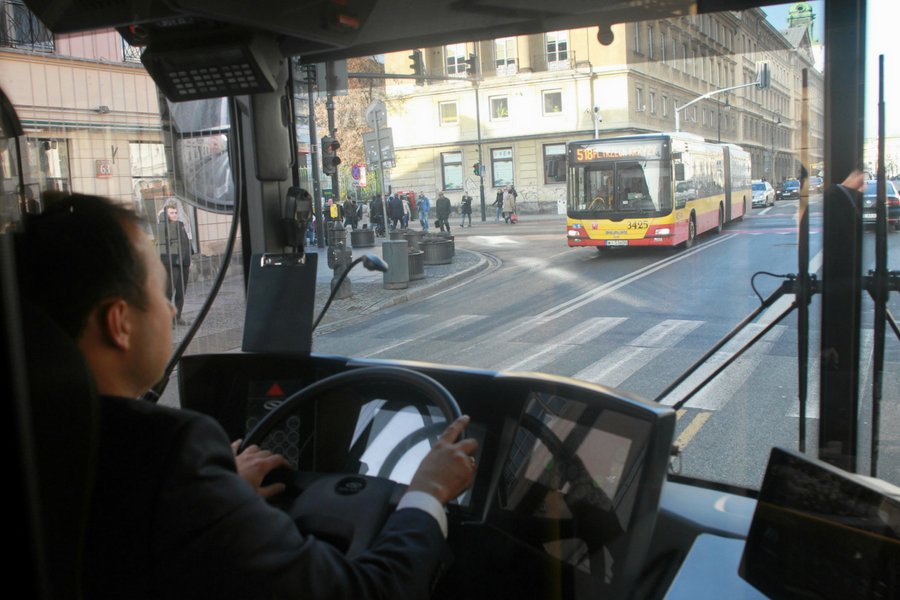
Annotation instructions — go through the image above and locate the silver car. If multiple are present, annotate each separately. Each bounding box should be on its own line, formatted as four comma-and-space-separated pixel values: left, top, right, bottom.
752, 180, 775, 207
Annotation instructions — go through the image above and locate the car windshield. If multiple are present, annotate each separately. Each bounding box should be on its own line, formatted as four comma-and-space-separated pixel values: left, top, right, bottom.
3, 0, 898, 495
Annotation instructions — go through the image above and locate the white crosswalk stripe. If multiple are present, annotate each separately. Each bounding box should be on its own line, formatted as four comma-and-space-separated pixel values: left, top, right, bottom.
496, 317, 627, 372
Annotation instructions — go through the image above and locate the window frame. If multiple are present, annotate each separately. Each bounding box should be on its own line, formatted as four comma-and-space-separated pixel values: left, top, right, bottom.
490, 147, 514, 188
542, 143, 567, 184
441, 151, 464, 191
439, 101, 459, 126
490, 95, 510, 120
542, 90, 563, 115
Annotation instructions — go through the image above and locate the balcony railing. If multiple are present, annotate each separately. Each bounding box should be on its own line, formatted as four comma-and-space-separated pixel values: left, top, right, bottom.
122, 38, 143, 63
1, 1, 53, 52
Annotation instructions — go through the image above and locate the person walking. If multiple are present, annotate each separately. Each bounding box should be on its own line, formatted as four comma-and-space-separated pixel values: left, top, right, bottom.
401, 194, 411, 229
343, 195, 355, 229
435, 191, 451, 233
388, 193, 404, 231
502, 185, 517, 224
493, 188, 504, 222
459, 194, 472, 228
156, 200, 192, 325
418, 191, 431, 232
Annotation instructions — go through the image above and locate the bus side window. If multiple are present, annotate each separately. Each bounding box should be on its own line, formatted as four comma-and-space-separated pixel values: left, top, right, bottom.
674, 163, 685, 181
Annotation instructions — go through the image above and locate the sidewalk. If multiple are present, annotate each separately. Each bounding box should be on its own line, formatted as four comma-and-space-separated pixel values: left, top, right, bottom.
172, 238, 491, 353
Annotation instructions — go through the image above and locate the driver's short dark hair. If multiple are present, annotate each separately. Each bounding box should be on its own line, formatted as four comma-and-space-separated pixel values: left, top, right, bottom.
16, 194, 148, 340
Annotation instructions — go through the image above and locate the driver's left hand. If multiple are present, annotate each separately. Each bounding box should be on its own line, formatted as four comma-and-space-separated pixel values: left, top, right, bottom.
231, 440, 291, 499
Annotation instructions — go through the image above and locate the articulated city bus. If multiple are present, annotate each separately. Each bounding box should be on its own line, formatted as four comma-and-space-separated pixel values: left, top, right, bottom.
566, 133, 751, 249
4, 1, 899, 600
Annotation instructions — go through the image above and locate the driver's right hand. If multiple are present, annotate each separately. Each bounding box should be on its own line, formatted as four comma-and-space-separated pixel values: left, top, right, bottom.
407, 415, 479, 505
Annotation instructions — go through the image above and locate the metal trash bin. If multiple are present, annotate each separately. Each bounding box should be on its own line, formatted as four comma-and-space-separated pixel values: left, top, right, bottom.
350, 228, 375, 248
381, 240, 410, 289
389, 230, 406, 241
403, 229, 423, 252
408, 250, 425, 280
422, 239, 453, 265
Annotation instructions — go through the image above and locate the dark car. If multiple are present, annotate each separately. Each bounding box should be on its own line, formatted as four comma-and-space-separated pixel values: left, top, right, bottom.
862, 180, 900, 230
777, 179, 801, 200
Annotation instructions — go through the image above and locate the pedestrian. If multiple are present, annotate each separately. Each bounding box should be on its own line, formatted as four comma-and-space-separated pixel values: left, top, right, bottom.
370, 194, 385, 236
418, 191, 431, 232
502, 185, 517, 224
156, 199, 192, 326
401, 194, 411, 229
493, 188, 504, 222
435, 191, 451, 233
388, 193, 404, 231
459, 194, 472, 228
358, 200, 369, 230
342, 195, 356, 229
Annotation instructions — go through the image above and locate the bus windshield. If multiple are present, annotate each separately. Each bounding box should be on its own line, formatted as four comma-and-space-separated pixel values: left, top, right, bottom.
570, 160, 668, 215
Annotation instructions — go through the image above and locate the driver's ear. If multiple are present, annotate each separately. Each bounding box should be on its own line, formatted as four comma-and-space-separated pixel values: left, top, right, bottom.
99, 298, 132, 351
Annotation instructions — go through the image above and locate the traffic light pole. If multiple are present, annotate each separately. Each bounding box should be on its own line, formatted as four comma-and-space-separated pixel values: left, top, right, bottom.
474, 80, 486, 221
305, 64, 325, 249
326, 94, 340, 206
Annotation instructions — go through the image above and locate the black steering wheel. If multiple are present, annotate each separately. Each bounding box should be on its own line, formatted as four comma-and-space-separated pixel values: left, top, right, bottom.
238, 366, 461, 557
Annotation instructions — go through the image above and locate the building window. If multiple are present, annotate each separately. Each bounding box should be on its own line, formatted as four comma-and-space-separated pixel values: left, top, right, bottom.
490, 96, 509, 120
661, 32, 667, 63
701, 108, 707, 126
635, 87, 644, 112
441, 151, 463, 190
1, 0, 54, 51
542, 90, 563, 115
546, 31, 568, 69
633, 22, 641, 54
649, 92, 656, 114
662, 96, 668, 117
682, 43, 689, 71
494, 37, 517, 76
543, 144, 566, 184
445, 43, 467, 76
439, 101, 458, 125
647, 24, 654, 58
491, 148, 514, 188
27, 138, 71, 193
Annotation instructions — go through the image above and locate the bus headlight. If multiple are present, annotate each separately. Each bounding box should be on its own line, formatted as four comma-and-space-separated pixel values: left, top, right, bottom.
654, 227, 672, 236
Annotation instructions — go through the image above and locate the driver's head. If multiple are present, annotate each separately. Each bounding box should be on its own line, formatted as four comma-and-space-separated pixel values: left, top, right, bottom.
17, 194, 175, 396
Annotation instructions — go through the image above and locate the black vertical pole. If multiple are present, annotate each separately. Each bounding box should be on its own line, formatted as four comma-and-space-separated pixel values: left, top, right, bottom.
870, 55, 887, 477
306, 64, 325, 248
819, 0, 866, 472
797, 68, 809, 453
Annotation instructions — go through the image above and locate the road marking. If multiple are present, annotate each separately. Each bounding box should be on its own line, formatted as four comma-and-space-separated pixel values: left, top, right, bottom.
361, 314, 485, 358
572, 320, 703, 386
538, 234, 738, 320
497, 316, 627, 372
675, 411, 712, 450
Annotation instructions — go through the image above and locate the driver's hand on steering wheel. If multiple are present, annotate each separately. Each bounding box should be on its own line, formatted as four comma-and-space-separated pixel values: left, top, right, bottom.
407, 416, 479, 505
231, 440, 292, 499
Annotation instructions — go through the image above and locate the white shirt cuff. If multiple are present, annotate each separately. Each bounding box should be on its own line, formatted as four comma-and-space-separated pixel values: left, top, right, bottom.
397, 490, 447, 538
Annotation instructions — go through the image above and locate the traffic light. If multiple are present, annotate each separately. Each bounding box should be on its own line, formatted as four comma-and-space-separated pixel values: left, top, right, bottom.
473, 162, 481, 175
409, 49, 424, 85
321, 135, 341, 176
464, 53, 477, 75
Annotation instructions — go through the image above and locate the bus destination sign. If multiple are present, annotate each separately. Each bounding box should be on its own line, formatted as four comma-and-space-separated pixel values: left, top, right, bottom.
570, 141, 663, 163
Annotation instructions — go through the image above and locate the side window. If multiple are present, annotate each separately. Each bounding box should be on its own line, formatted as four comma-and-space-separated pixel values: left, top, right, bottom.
441, 151, 463, 190
543, 144, 566, 184
543, 90, 563, 115
491, 148, 513, 188
439, 101, 458, 125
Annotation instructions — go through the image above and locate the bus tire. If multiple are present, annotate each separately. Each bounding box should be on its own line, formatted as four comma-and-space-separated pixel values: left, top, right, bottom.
684, 213, 696, 249
715, 205, 724, 234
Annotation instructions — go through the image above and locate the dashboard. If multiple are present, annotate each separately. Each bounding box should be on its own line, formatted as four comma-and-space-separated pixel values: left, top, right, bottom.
179, 352, 676, 599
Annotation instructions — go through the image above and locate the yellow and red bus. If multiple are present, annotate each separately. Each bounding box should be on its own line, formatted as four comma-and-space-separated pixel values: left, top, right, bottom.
566, 133, 751, 249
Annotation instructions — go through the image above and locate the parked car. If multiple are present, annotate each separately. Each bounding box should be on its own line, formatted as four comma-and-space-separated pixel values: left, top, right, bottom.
862, 179, 900, 230
751, 180, 775, 207
777, 179, 801, 200
808, 176, 823, 193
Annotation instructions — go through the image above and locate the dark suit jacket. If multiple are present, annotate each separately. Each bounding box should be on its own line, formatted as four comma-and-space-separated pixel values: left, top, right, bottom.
84, 396, 448, 599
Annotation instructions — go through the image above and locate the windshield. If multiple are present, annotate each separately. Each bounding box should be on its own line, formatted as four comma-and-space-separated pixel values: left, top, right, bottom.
3, 1, 898, 494
569, 159, 667, 215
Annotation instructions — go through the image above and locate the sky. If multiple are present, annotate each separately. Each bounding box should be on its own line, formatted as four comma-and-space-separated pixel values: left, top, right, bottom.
765, 0, 898, 137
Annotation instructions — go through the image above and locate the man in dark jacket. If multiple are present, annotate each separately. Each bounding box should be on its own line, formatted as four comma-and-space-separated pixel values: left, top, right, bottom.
157, 200, 192, 326
435, 192, 452, 233
388, 193, 404, 231
16, 194, 479, 600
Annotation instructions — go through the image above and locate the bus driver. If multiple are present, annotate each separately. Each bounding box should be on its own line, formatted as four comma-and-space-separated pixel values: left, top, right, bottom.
16, 194, 479, 600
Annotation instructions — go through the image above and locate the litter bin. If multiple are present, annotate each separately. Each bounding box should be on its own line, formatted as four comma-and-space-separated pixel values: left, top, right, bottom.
350, 228, 375, 248
422, 239, 453, 265
403, 229, 423, 252
408, 250, 425, 280
382, 240, 409, 289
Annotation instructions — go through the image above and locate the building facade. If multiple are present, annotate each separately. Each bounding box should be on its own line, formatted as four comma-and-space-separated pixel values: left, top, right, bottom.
380, 7, 824, 215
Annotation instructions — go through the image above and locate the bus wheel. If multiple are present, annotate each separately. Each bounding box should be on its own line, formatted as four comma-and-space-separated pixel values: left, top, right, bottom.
685, 214, 696, 248
715, 205, 724, 234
